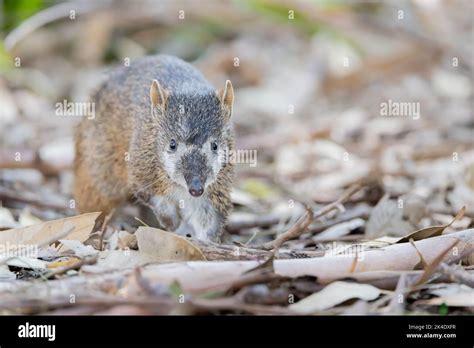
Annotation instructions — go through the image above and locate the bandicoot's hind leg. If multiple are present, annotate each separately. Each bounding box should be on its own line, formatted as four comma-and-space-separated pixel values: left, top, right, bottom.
73, 135, 123, 224
73, 116, 128, 223
73, 160, 120, 220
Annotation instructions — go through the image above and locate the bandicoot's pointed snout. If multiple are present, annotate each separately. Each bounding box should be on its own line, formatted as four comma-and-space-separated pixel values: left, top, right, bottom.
188, 176, 204, 197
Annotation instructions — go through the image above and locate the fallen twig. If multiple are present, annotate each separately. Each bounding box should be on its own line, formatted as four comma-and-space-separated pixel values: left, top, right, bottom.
257, 205, 314, 251
255, 182, 365, 251
99, 209, 115, 251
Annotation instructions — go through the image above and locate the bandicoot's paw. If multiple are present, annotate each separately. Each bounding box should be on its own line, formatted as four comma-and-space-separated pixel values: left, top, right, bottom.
150, 196, 180, 232
156, 212, 180, 232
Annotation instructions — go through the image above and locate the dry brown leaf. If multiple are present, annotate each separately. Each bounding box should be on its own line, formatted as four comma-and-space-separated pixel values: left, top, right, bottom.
359, 206, 466, 250
397, 206, 465, 243
0, 212, 100, 250
409, 238, 427, 270
135, 227, 206, 262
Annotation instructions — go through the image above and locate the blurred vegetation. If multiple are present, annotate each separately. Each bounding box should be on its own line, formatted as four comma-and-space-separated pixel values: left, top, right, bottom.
244, 0, 360, 52
0, 41, 11, 70
245, 0, 321, 36
1, 0, 52, 32
1, 0, 57, 71
0, 0, 362, 71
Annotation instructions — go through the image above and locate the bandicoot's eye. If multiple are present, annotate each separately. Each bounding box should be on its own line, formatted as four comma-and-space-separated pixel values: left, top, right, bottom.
211, 141, 218, 153
169, 139, 177, 152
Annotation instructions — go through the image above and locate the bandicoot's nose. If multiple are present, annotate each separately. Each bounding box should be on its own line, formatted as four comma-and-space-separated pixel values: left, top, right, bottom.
188, 177, 204, 197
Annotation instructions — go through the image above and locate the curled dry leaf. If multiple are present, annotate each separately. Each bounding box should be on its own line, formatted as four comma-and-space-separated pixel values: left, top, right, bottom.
356, 206, 466, 251
397, 206, 465, 243
135, 227, 206, 262
289, 281, 382, 314
0, 212, 101, 250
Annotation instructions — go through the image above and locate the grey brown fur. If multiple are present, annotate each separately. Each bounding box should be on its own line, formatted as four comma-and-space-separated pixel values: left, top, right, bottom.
74, 55, 235, 242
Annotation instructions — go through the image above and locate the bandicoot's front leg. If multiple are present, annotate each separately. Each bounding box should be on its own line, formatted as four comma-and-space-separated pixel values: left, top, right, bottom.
149, 196, 180, 232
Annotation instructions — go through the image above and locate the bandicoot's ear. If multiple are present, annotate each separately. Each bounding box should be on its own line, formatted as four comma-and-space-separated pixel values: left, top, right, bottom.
150, 79, 168, 108
217, 80, 234, 121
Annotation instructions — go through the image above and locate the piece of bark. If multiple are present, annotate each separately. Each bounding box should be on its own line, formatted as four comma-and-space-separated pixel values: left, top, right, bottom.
128, 229, 474, 293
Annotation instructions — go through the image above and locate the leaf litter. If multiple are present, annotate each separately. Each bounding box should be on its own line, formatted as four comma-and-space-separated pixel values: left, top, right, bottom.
0, 0, 473, 315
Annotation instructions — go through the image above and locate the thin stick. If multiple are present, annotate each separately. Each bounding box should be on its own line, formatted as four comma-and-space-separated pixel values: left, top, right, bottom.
99, 209, 115, 251
134, 216, 150, 227
256, 182, 364, 251
311, 182, 365, 221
